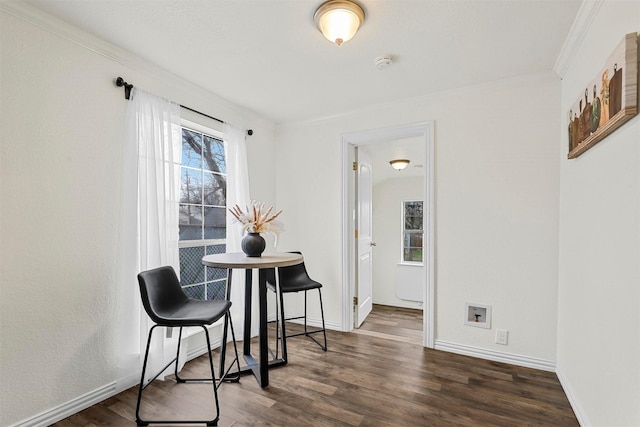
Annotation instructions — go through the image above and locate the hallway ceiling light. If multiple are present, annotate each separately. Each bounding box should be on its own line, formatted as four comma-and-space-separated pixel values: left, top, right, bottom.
390, 159, 410, 171
314, 0, 365, 46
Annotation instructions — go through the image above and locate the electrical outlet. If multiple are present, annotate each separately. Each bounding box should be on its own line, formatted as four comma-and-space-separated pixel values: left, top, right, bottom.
496, 329, 508, 345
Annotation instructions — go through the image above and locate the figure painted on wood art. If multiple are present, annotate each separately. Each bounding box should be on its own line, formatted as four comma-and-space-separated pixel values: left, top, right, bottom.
567, 32, 638, 159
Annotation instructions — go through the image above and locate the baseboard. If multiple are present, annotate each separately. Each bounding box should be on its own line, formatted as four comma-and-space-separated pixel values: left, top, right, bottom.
434, 340, 556, 372
8, 382, 117, 427
186, 335, 224, 360
556, 367, 589, 426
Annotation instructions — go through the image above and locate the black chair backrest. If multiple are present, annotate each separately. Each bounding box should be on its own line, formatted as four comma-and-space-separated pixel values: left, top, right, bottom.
137, 266, 188, 324
265, 251, 308, 292
278, 266, 310, 292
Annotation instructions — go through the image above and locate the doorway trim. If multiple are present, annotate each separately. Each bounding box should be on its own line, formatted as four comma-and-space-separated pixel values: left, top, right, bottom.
341, 121, 435, 348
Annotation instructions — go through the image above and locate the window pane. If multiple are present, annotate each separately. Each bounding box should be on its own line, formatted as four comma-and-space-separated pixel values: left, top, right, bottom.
204, 207, 226, 239
184, 284, 205, 300
207, 266, 227, 281
404, 215, 422, 230
180, 168, 202, 204
203, 135, 226, 174
404, 232, 423, 247
405, 201, 423, 216
203, 172, 226, 206
404, 201, 423, 231
206, 281, 226, 300
179, 205, 202, 240
206, 244, 226, 255
179, 246, 205, 285
410, 233, 423, 247
403, 247, 423, 263
182, 129, 202, 168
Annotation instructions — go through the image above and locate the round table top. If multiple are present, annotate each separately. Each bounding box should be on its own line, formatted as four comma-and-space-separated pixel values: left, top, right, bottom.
201, 252, 303, 269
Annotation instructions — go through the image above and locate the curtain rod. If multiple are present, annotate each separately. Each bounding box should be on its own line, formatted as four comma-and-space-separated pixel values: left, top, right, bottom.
115, 77, 253, 136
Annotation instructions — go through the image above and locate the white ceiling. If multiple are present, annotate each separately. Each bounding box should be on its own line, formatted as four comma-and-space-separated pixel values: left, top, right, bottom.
360, 136, 426, 185
26, 0, 581, 125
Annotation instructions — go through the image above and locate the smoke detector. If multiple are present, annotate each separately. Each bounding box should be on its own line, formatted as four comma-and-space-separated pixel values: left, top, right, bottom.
375, 56, 393, 70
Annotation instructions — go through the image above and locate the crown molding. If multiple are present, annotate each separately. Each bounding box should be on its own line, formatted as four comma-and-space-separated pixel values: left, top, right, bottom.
553, 0, 604, 78
0, 1, 127, 65
0, 1, 272, 130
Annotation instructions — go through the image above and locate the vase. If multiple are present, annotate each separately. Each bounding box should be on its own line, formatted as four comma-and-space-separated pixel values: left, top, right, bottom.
241, 232, 266, 257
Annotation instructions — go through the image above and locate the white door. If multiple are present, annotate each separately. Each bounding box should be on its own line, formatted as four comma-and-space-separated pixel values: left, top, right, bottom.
356, 149, 373, 327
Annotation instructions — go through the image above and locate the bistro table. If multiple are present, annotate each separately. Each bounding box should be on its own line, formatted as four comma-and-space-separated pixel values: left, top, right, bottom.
201, 252, 303, 388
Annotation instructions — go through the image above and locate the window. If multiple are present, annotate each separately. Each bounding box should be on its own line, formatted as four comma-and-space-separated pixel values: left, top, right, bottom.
178, 125, 227, 300
402, 201, 423, 263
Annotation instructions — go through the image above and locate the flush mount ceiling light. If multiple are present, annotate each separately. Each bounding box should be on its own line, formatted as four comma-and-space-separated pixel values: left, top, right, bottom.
314, 0, 365, 46
390, 159, 410, 171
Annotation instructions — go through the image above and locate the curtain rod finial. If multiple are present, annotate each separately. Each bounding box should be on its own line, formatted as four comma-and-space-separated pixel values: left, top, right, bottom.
247, 129, 253, 136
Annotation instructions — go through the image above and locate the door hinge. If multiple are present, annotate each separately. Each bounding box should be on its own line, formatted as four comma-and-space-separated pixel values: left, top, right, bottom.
353, 161, 358, 170
354, 229, 358, 238
353, 296, 358, 305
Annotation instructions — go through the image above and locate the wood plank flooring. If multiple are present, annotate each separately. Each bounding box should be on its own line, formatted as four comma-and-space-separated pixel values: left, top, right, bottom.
53, 305, 578, 426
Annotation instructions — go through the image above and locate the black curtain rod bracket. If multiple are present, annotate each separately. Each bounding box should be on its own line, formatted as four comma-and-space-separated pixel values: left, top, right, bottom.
115, 77, 133, 100
115, 76, 253, 136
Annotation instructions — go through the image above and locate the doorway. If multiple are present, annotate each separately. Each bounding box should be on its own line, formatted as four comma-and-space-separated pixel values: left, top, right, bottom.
341, 122, 434, 348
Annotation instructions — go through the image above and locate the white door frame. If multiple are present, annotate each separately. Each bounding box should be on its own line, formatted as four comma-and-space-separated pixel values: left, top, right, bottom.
341, 121, 435, 348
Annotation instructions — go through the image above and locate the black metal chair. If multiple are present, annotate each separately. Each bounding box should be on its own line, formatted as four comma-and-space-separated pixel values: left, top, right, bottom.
136, 266, 240, 427
267, 252, 327, 361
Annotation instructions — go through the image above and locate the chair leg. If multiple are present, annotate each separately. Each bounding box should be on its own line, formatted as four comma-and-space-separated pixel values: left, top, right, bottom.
175, 327, 185, 381
136, 324, 225, 426
303, 290, 308, 335
281, 289, 327, 352
301, 289, 327, 351
273, 286, 280, 359
266, 286, 283, 361
202, 325, 221, 426
278, 284, 288, 362
218, 312, 241, 387
318, 288, 328, 351
135, 325, 157, 426
219, 274, 233, 375
219, 271, 241, 383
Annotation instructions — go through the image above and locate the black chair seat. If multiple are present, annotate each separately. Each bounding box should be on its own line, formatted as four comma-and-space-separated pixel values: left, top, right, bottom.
267, 276, 322, 293
152, 299, 232, 327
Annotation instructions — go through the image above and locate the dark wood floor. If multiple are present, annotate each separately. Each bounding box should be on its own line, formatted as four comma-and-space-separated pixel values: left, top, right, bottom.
54, 305, 578, 426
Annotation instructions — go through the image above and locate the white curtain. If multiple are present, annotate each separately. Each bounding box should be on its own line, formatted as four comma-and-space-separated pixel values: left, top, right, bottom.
224, 123, 252, 337
118, 87, 183, 385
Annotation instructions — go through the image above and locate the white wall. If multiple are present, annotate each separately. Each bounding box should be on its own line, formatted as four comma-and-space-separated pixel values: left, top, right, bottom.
557, 2, 640, 425
372, 176, 423, 309
0, 5, 277, 426
276, 71, 561, 363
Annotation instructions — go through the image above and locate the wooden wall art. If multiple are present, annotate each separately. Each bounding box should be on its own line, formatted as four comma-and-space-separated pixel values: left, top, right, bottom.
568, 32, 638, 159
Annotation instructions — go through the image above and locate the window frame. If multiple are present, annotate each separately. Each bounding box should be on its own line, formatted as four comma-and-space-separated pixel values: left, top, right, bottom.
177, 119, 228, 300
401, 200, 424, 265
